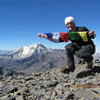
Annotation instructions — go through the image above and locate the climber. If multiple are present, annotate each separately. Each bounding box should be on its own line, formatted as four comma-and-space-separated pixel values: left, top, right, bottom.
38, 16, 96, 73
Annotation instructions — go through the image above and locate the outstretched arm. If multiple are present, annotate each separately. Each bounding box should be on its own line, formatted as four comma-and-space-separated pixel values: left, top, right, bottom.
38, 33, 55, 42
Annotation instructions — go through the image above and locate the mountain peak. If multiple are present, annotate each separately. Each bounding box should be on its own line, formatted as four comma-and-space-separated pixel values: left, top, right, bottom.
13, 43, 53, 59
21, 43, 42, 55
33, 42, 41, 48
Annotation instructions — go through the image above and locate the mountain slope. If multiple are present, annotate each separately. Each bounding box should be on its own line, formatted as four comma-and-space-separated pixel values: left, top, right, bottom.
0, 43, 66, 73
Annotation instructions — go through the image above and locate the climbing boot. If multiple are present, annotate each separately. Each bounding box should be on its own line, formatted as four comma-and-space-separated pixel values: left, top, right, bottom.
61, 65, 75, 74
85, 59, 93, 69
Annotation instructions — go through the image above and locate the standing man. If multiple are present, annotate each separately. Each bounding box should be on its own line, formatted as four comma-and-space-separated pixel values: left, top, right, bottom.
38, 16, 96, 74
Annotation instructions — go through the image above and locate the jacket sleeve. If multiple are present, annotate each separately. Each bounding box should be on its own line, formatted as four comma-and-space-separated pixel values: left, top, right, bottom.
84, 27, 96, 38
78, 27, 89, 31
80, 27, 96, 38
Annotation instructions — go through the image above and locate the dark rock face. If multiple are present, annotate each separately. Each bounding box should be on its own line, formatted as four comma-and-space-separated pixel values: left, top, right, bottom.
0, 64, 100, 100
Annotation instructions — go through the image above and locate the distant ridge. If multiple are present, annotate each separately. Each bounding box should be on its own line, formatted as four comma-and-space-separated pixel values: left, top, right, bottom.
0, 43, 100, 73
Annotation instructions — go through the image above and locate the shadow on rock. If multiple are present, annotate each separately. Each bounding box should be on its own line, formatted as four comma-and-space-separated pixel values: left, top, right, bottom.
76, 66, 100, 78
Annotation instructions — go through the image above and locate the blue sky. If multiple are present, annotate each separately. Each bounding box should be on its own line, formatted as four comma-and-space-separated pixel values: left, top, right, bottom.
0, 0, 100, 52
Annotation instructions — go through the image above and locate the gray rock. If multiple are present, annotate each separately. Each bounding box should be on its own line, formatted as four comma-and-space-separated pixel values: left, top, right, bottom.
2, 83, 18, 93
91, 88, 100, 94
16, 95, 25, 100
64, 93, 77, 100
46, 80, 58, 87
73, 89, 96, 99
24, 76, 33, 81
0, 63, 100, 100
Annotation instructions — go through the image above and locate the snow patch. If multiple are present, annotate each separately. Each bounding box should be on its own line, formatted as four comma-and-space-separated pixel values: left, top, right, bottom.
22, 46, 30, 55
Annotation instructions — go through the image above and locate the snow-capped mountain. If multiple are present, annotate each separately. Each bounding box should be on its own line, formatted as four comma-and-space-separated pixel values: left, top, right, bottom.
9, 43, 53, 59
0, 43, 66, 73
20, 43, 52, 55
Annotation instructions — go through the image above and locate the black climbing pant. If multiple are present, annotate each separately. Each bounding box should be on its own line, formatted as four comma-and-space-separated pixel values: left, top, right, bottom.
65, 43, 95, 67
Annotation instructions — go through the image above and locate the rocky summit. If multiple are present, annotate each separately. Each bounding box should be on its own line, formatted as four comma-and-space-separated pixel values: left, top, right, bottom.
0, 63, 100, 100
